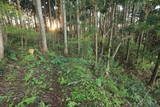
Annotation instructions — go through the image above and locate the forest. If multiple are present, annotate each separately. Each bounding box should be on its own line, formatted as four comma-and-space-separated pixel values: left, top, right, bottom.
0, 0, 160, 106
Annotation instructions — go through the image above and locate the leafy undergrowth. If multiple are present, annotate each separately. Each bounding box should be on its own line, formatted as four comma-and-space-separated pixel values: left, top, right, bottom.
0, 49, 64, 107
0, 49, 160, 107
55, 57, 160, 107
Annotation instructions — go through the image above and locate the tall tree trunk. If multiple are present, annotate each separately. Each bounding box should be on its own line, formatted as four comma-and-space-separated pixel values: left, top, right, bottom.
34, 0, 48, 52
16, 0, 23, 27
16, 0, 24, 48
44, 16, 48, 31
125, 4, 135, 62
0, 12, 7, 46
136, 4, 150, 63
112, 42, 122, 60
0, 25, 4, 60
34, 13, 38, 31
136, 31, 144, 63
48, 0, 52, 28
6, 15, 11, 25
76, 0, 80, 55
100, 13, 109, 57
95, 5, 98, 64
107, 4, 115, 71
121, 2, 126, 40
62, 0, 68, 55
148, 51, 160, 86
142, 32, 148, 63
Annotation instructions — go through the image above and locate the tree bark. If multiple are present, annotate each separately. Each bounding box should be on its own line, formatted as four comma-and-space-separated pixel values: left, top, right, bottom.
34, 13, 38, 31
35, 0, 48, 52
107, 4, 115, 71
48, 0, 52, 28
77, 0, 80, 55
136, 31, 144, 63
0, 25, 4, 60
125, 4, 135, 62
16, 0, 25, 48
16, 0, 23, 27
62, 0, 68, 55
95, 5, 98, 64
112, 42, 122, 60
148, 51, 160, 86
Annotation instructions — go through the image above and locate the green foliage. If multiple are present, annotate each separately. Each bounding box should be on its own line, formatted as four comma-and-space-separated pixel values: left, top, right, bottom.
1, 48, 159, 106
54, 57, 123, 106
53, 55, 159, 106
0, 96, 10, 103
6, 49, 18, 61
146, 15, 160, 35
38, 101, 50, 107
0, 1, 19, 20
136, 58, 152, 71
81, 37, 94, 58
4, 25, 40, 40
67, 101, 80, 107
24, 70, 34, 82
17, 96, 36, 107
110, 63, 158, 106
20, 54, 36, 65
1, 0, 160, 106
0, 49, 57, 106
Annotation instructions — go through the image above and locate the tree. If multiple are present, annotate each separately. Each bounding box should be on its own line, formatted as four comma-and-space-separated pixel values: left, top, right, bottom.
34, 0, 48, 52
48, 0, 52, 28
94, 2, 98, 64
0, 24, 4, 60
107, 3, 116, 71
148, 51, 160, 86
125, 2, 135, 62
62, 0, 68, 55
146, 10, 160, 86
16, 0, 23, 27
77, 0, 80, 54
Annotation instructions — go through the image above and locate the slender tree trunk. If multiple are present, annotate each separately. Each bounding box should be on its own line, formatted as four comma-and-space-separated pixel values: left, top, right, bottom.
112, 42, 122, 60
77, 0, 80, 55
142, 33, 148, 63
16, 0, 23, 27
3, 33, 7, 46
16, 0, 24, 48
44, 16, 48, 31
62, 0, 68, 55
0, 25, 4, 60
0, 13, 7, 46
148, 51, 160, 86
100, 13, 109, 57
99, 14, 104, 57
125, 37, 130, 61
48, 0, 52, 28
121, 2, 126, 41
34, 13, 38, 31
136, 5, 150, 63
136, 31, 144, 63
107, 4, 115, 71
125, 4, 135, 62
6, 16, 11, 25
95, 5, 98, 64
34, 0, 48, 52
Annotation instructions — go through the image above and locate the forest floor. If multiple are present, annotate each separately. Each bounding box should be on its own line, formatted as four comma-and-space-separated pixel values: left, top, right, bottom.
0, 48, 160, 107
0, 57, 65, 107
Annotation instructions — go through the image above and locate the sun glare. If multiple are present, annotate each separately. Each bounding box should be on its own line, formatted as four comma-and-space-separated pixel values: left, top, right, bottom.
47, 19, 61, 32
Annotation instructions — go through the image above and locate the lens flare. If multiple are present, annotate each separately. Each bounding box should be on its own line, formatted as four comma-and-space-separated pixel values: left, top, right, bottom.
47, 19, 61, 32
